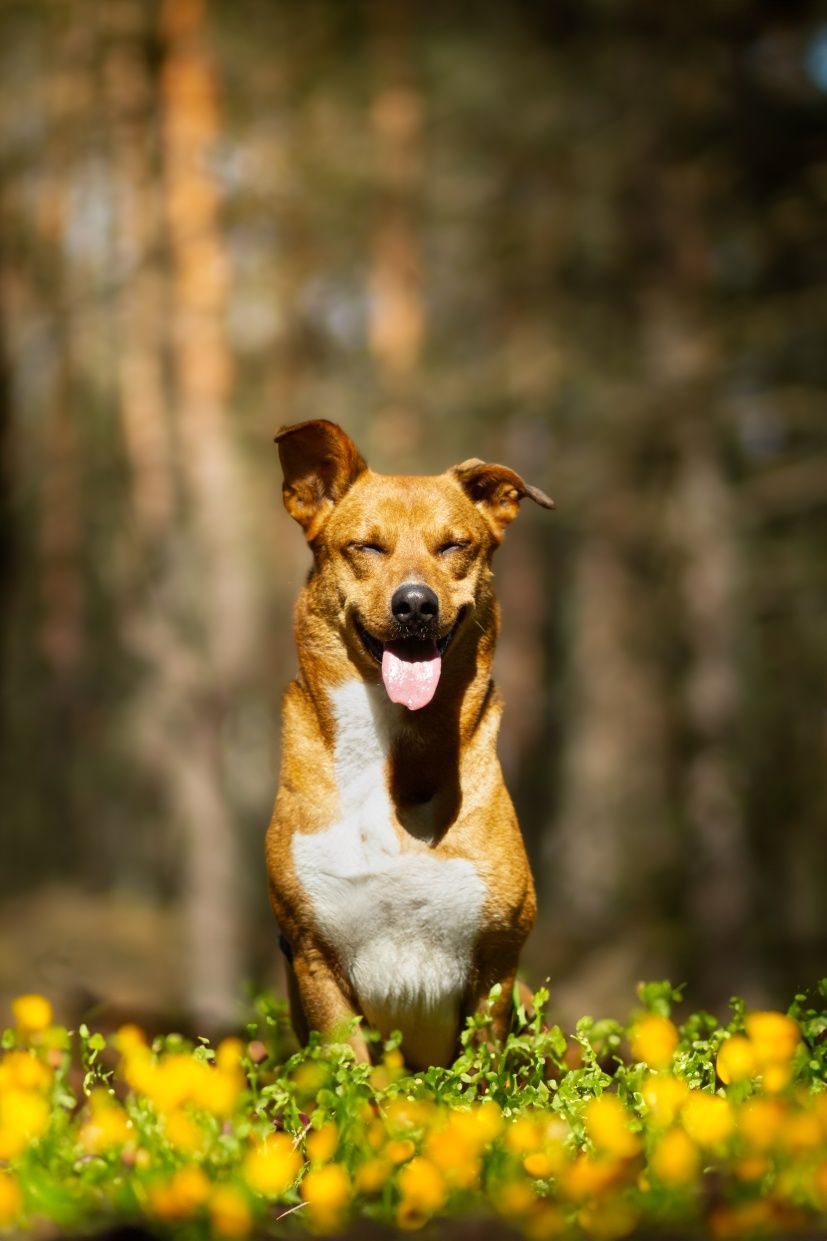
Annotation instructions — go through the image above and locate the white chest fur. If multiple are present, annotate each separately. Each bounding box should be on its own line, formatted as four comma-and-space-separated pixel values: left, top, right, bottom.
291, 679, 486, 1067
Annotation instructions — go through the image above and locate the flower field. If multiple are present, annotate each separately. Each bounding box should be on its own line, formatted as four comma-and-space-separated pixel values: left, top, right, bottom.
1, 982, 826, 1239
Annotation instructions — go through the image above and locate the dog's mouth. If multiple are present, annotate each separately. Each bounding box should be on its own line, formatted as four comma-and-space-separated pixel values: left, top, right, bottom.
354, 611, 466, 712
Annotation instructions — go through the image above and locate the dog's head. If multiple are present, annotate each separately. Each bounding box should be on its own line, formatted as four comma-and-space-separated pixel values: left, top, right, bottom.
275, 420, 553, 711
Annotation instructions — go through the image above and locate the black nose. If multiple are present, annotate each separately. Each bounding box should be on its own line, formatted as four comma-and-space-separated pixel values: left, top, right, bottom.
391, 583, 439, 628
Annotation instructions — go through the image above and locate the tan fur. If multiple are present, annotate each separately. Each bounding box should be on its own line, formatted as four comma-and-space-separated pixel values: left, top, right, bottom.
265, 421, 553, 1066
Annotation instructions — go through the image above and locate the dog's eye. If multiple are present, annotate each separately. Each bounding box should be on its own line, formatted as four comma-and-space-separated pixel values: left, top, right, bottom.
437, 540, 469, 555
350, 541, 386, 556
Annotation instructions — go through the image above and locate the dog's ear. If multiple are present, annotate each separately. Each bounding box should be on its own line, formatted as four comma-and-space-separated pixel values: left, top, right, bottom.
274, 420, 367, 539
451, 458, 554, 541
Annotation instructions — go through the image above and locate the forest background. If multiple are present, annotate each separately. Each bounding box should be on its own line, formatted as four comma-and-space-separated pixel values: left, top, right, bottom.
0, 0, 825, 1038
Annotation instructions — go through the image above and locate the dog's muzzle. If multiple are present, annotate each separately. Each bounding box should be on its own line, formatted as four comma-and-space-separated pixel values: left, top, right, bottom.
354, 605, 468, 712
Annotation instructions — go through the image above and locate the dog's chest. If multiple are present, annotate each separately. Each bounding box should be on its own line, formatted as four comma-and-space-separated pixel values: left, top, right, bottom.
291, 680, 486, 1066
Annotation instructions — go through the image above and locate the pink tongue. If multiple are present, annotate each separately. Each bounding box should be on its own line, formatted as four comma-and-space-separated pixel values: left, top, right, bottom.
381, 643, 442, 710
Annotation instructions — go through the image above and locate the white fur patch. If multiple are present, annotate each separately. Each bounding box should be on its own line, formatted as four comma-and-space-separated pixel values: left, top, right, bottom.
292, 679, 485, 1067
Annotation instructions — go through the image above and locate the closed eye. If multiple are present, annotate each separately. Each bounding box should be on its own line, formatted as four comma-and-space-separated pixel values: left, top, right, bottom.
437, 540, 470, 555
349, 541, 387, 555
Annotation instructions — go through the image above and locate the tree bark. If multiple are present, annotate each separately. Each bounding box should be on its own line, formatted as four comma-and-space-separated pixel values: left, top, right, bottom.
367, 0, 424, 465
552, 499, 671, 936
156, 0, 255, 1029
674, 420, 759, 1004
104, 0, 174, 545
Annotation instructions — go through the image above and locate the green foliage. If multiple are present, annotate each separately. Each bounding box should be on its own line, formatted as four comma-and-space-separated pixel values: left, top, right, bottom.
1, 982, 826, 1237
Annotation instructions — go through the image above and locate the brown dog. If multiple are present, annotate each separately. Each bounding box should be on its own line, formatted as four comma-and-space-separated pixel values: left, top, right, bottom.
266, 421, 553, 1068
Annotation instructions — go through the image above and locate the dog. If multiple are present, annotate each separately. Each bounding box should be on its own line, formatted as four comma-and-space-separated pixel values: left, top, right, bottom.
266, 420, 553, 1069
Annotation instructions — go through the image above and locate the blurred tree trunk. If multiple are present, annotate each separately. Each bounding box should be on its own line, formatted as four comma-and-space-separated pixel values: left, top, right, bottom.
38, 355, 81, 678
673, 415, 759, 1004
102, 0, 181, 897
27, 16, 92, 890
156, 0, 254, 1029
643, 289, 760, 1004
552, 489, 671, 939
105, 2, 173, 547
494, 420, 555, 834
368, 0, 424, 464
0, 241, 13, 769
38, 30, 87, 688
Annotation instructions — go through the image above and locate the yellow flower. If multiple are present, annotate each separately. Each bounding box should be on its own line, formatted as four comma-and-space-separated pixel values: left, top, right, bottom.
354, 1157, 392, 1196
122, 1048, 239, 1117
78, 1092, 132, 1154
630, 1015, 679, 1068
164, 1109, 206, 1155
208, 1184, 252, 1238
148, 1165, 211, 1220
78, 1109, 131, 1154
300, 1163, 350, 1233
584, 1095, 641, 1158
10, 995, 52, 1036
243, 1133, 301, 1198
386, 1138, 416, 1165
307, 1121, 338, 1165
0, 1090, 50, 1158
716, 1036, 757, 1085
778, 1111, 822, 1153
735, 1156, 770, 1182
424, 1121, 481, 1189
737, 1097, 785, 1151
140, 1053, 200, 1113
0, 1052, 52, 1094
193, 1066, 244, 1118
744, 1011, 800, 1066
681, 1092, 733, 1148
504, 1115, 542, 1154
370, 1047, 405, 1090
524, 1204, 566, 1239
492, 1178, 537, 1219
394, 1156, 442, 1216
577, 1196, 639, 1240
452, 1101, 503, 1146
384, 1098, 432, 1133
216, 1038, 244, 1072
114, 1023, 147, 1055
439, 1108, 483, 1151
641, 1074, 689, 1128
761, 1062, 792, 1094
523, 1150, 564, 1180
559, 1154, 624, 1202
650, 1128, 700, 1186
0, 1173, 22, 1229
121, 1046, 155, 1097
422, 1106, 499, 1191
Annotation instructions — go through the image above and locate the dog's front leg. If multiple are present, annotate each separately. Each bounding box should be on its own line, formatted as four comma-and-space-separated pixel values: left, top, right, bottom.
289, 948, 370, 1063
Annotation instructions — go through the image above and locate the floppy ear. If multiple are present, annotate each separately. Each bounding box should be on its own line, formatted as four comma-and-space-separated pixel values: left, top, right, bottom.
274, 420, 367, 540
451, 458, 554, 541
